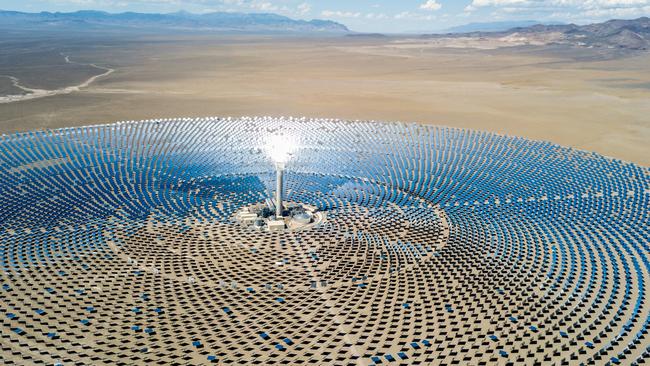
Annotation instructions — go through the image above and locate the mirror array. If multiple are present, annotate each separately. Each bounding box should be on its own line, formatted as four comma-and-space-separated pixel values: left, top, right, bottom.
0, 117, 648, 365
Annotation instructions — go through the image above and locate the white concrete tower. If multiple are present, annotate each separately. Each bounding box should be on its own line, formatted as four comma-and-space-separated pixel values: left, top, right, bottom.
275, 161, 285, 217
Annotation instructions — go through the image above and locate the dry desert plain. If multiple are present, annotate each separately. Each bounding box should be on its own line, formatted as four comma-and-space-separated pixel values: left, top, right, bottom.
0, 34, 649, 165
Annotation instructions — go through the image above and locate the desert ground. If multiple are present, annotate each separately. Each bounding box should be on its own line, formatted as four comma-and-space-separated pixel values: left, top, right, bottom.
0, 33, 648, 165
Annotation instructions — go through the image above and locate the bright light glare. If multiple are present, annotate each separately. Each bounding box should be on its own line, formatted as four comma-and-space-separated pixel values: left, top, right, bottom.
265, 134, 298, 165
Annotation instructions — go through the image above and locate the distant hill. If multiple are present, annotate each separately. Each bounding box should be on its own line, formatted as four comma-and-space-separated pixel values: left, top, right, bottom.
346, 33, 388, 38
425, 17, 650, 50
0, 10, 349, 33
443, 21, 552, 33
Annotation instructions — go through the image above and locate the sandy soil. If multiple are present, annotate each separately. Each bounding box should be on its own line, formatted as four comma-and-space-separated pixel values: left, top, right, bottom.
381, 32, 566, 50
0, 77, 26, 96
0, 35, 648, 166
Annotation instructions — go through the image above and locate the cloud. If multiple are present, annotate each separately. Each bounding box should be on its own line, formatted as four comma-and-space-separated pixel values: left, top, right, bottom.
471, 0, 527, 6
297, 3, 310, 15
321, 10, 362, 18
420, 0, 442, 11
366, 12, 388, 19
466, 0, 650, 20
394, 11, 436, 20
250, 2, 277, 11
468, 0, 650, 9
220, 1, 315, 18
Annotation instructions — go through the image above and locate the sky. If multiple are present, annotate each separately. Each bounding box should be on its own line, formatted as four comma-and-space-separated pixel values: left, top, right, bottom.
2, 0, 650, 32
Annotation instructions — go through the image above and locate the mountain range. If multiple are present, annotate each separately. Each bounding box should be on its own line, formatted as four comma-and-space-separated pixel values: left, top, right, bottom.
0, 10, 349, 33
432, 17, 650, 50
442, 21, 563, 34
1, 10, 648, 50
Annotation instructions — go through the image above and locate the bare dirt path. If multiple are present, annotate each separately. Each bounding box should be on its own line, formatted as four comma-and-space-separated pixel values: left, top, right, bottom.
0, 54, 114, 104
